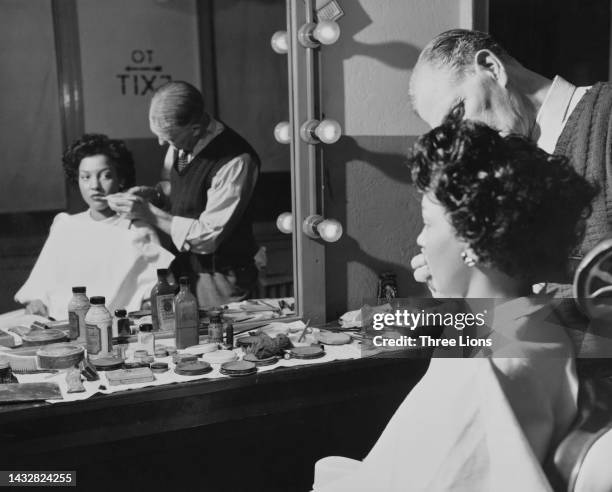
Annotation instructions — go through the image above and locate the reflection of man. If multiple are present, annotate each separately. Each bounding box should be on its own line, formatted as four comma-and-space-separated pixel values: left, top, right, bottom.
408, 29, 611, 296
109, 81, 260, 307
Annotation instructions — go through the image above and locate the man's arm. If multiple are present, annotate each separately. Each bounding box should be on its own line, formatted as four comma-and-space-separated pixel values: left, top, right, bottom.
168, 154, 258, 253
108, 154, 258, 254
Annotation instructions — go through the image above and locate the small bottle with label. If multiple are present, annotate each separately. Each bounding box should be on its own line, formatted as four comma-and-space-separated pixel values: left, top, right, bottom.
85, 296, 113, 360
151, 269, 176, 333
208, 309, 224, 344
138, 323, 155, 355
68, 286, 90, 342
175, 277, 199, 349
115, 309, 131, 337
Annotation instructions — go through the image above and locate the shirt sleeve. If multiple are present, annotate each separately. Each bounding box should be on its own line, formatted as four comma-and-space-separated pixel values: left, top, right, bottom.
130, 219, 161, 245
170, 153, 258, 254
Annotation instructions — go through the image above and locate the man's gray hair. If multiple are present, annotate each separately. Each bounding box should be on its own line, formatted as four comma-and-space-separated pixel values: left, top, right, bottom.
418, 29, 514, 74
149, 81, 204, 131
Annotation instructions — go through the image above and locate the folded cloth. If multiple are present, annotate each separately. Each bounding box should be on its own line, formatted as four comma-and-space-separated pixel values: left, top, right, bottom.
15, 213, 174, 320
339, 304, 391, 328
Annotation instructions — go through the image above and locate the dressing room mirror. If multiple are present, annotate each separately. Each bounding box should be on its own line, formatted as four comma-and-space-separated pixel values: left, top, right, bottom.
0, 0, 295, 323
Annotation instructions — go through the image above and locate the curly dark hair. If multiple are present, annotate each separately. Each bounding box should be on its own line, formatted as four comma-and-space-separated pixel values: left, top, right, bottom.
408, 107, 598, 282
62, 134, 135, 190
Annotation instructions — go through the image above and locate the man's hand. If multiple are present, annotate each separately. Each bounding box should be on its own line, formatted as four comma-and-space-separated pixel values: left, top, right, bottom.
125, 186, 157, 201
410, 252, 439, 296
106, 192, 153, 222
25, 299, 48, 317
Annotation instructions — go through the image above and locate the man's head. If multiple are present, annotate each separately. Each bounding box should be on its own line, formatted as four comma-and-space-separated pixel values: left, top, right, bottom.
410, 29, 534, 136
149, 81, 207, 152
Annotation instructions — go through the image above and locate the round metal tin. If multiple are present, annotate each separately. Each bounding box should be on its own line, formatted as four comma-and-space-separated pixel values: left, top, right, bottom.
290, 346, 325, 359
220, 360, 257, 376
202, 350, 237, 365
243, 353, 279, 367
90, 356, 124, 371
316, 332, 351, 345
174, 360, 212, 376
150, 362, 169, 373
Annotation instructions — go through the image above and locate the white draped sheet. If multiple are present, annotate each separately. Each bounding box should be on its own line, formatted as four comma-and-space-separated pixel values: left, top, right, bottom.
313, 297, 579, 492
14, 213, 174, 320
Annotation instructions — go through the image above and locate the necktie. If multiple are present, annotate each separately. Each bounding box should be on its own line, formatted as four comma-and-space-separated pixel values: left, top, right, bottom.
177, 150, 190, 172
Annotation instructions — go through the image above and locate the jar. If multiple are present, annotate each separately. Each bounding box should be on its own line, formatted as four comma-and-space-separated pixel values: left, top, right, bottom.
208, 310, 224, 344
68, 286, 90, 342
115, 309, 131, 337
138, 323, 155, 355
85, 296, 113, 360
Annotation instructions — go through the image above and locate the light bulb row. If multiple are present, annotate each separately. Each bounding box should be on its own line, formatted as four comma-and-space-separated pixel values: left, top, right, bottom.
274, 119, 341, 145
277, 212, 343, 243
270, 20, 340, 54
271, 20, 342, 146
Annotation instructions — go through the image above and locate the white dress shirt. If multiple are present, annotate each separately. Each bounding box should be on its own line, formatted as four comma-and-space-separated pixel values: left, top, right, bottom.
535, 76, 590, 153
163, 118, 259, 254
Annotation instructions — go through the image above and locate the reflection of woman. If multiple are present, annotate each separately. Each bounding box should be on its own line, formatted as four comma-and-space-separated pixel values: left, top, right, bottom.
17, 134, 161, 317
312, 114, 596, 491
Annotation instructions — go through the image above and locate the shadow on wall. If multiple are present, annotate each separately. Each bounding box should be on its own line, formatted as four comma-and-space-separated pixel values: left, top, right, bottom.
320, 1, 427, 319
323, 136, 429, 320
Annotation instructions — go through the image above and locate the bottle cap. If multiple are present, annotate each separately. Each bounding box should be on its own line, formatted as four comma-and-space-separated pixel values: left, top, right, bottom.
115, 309, 127, 317
72, 286, 86, 294
139, 323, 153, 332
179, 276, 190, 285
90, 296, 106, 305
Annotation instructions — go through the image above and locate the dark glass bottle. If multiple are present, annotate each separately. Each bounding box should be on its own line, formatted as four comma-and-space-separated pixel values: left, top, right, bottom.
151, 269, 176, 332
175, 277, 199, 349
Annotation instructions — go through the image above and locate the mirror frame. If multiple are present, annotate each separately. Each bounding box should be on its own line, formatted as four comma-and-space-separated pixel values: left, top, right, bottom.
286, 0, 326, 325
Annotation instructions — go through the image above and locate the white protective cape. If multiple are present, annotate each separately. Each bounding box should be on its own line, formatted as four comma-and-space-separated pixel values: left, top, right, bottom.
14, 213, 174, 319
313, 297, 578, 492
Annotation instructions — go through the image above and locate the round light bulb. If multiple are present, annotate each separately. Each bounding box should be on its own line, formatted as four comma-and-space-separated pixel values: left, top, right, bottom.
315, 119, 342, 144
276, 212, 293, 234
271, 31, 289, 54
273, 121, 291, 144
313, 20, 340, 45
317, 218, 343, 242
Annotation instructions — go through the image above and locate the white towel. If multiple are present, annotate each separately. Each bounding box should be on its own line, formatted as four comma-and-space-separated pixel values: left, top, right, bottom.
15, 213, 174, 320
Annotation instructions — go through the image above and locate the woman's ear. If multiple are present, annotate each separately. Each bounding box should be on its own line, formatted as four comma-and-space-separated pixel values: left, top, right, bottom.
474, 49, 508, 87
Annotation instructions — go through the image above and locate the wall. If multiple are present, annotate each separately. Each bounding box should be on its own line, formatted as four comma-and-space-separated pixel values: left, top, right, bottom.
76, 0, 200, 196
320, 0, 476, 319
0, 0, 65, 213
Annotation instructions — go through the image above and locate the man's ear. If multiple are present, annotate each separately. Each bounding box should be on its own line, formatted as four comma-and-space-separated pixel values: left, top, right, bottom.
473, 49, 508, 87
191, 123, 202, 137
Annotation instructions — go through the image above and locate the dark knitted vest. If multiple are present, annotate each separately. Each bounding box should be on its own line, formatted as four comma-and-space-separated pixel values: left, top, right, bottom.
547, 83, 612, 297
170, 124, 260, 276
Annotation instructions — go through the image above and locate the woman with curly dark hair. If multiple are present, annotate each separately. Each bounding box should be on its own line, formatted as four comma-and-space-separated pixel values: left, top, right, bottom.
16, 134, 163, 317
411, 110, 596, 299
62, 134, 136, 222
311, 115, 597, 492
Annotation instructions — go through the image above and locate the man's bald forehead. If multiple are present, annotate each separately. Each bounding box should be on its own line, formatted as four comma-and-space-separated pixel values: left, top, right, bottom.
149, 81, 204, 130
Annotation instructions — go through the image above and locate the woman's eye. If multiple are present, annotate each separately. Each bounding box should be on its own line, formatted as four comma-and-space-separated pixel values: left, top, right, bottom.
79, 175, 89, 181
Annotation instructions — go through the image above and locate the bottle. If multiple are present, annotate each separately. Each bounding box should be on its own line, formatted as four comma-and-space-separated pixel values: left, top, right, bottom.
224, 320, 234, 348
150, 269, 176, 332
138, 323, 155, 355
175, 277, 199, 349
0, 361, 18, 384
85, 296, 113, 360
68, 286, 90, 342
115, 309, 131, 337
208, 309, 224, 343
377, 272, 399, 304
